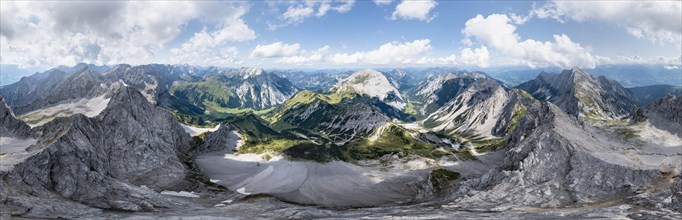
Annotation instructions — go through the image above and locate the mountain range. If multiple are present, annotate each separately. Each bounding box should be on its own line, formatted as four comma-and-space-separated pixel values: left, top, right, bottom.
0, 63, 680, 218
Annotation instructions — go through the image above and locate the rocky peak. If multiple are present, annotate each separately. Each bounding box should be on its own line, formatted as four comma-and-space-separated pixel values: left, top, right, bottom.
103, 86, 149, 108
98, 86, 191, 152
517, 67, 636, 120
198, 123, 241, 154
1, 96, 17, 119
239, 67, 265, 79
412, 72, 500, 117
334, 69, 405, 109
4, 87, 193, 213
457, 102, 664, 208
569, 66, 591, 80
422, 77, 512, 137
631, 94, 682, 136
0, 96, 32, 138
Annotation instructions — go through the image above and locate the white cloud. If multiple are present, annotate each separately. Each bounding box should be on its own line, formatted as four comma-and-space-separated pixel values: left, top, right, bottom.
327, 39, 432, 64
391, 0, 437, 22
595, 55, 682, 66
171, 46, 241, 67
328, 53, 364, 64
273, 0, 355, 29
664, 65, 679, 70
460, 46, 490, 68
462, 14, 595, 68
509, 13, 531, 25
271, 39, 440, 66
0, 1, 254, 68
532, 1, 682, 45
169, 5, 255, 66
373, 0, 394, 6
276, 45, 330, 64
250, 42, 302, 58
415, 55, 457, 66
283, 5, 315, 23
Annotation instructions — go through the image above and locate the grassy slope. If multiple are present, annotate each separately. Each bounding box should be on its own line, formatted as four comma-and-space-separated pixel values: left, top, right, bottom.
169, 78, 276, 125
169, 86, 486, 163
170, 77, 238, 108
343, 124, 442, 160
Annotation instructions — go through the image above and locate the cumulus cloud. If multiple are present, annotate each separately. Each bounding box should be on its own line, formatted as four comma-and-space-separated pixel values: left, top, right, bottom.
595, 55, 682, 66
416, 55, 457, 66
532, 1, 682, 45
269, 39, 447, 66
0, 1, 255, 68
664, 65, 680, 70
391, 0, 438, 22
271, 0, 355, 29
250, 42, 302, 58
462, 14, 595, 68
276, 45, 330, 64
460, 46, 490, 68
328, 39, 432, 64
169, 5, 255, 66
171, 46, 241, 67
373, 0, 394, 6
283, 5, 316, 23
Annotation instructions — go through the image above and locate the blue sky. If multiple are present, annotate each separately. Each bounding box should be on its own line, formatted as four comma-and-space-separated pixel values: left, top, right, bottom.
0, 0, 680, 71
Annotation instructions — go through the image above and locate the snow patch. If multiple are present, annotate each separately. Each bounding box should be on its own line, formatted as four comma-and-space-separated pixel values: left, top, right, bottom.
180, 124, 221, 137
0, 137, 37, 154
241, 68, 264, 79
161, 191, 200, 198
18, 95, 110, 127
0, 137, 41, 172
220, 199, 233, 204
636, 122, 682, 148
142, 80, 158, 104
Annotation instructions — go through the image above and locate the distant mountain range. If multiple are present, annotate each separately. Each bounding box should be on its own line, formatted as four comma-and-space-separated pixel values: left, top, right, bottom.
487, 64, 682, 87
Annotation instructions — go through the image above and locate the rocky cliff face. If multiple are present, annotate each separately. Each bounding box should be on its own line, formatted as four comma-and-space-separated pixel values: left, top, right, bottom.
1, 87, 195, 216
0, 64, 195, 118
411, 72, 488, 116
0, 96, 32, 138
631, 95, 682, 137
517, 67, 637, 120
231, 68, 299, 109
170, 67, 299, 111
276, 98, 393, 143
333, 69, 406, 110
453, 103, 668, 208
198, 123, 242, 154
420, 77, 532, 138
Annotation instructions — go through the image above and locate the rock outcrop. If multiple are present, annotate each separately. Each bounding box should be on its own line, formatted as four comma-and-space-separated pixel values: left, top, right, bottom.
1, 87, 194, 217
0, 96, 32, 138
632, 95, 682, 137
410, 72, 488, 116
199, 123, 242, 154
517, 67, 637, 120
453, 103, 667, 208
169, 67, 299, 111
333, 69, 405, 110
420, 77, 534, 138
